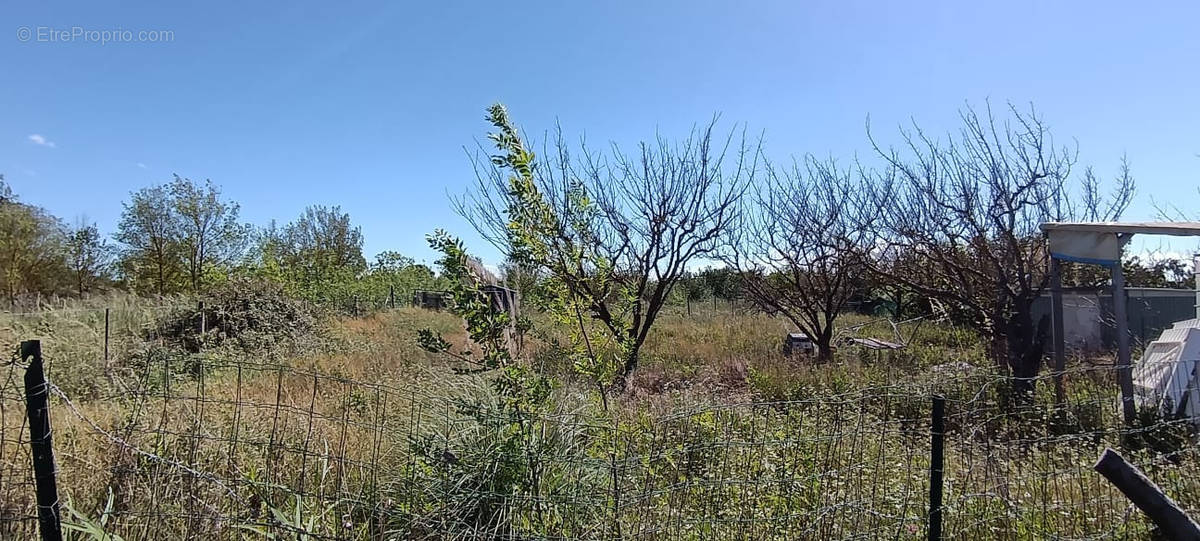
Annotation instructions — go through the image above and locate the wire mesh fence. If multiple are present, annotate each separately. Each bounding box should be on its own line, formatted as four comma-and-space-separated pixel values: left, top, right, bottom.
2, 337, 1199, 539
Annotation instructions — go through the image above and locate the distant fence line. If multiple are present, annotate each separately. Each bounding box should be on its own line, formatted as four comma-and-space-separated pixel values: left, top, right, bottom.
3, 335, 1199, 539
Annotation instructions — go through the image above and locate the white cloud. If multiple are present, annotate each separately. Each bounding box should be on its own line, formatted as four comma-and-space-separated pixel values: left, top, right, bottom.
27, 134, 56, 148
137, 162, 148, 169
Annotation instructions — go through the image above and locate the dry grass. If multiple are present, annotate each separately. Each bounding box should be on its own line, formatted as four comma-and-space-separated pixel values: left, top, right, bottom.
1, 298, 1196, 539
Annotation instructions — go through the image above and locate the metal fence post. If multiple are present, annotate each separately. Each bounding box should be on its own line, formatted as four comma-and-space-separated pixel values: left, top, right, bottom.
1111, 262, 1137, 427
929, 395, 945, 541
1049, 258, 1066, 405
21, 340, 63, 541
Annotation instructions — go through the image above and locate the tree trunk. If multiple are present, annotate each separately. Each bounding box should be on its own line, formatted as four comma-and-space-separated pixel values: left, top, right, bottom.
615, 348, 640, 391
157, 253, 166, 296
815, 341, 834, 363
1003, 305, 1050, 400
815, 326, 835, 363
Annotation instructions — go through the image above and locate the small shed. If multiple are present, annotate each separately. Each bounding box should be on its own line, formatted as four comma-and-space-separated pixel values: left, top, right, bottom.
481, 285, 520, 317
413, 290, 452, 310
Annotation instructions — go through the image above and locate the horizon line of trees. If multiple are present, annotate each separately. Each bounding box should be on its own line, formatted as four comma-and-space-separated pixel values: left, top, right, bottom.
0, 174, 447, 308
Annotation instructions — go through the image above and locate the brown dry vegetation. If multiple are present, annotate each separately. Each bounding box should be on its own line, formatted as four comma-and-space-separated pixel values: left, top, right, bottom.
1, 297, 1197, 540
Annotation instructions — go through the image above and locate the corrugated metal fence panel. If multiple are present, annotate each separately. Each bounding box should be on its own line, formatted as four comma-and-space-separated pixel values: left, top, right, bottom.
1035, 290, 1197, 350
1126, 294, 1198, 347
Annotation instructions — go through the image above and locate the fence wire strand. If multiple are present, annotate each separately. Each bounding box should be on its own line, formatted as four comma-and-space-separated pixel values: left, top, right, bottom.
2, 335, 1199, 539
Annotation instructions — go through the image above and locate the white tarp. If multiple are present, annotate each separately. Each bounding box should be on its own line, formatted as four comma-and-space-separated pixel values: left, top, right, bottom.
1046, 229, 1121, 266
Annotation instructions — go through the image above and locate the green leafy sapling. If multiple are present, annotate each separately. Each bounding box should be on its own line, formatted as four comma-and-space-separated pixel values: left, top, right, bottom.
481, 104, 625, 402
417, 229, 551, 409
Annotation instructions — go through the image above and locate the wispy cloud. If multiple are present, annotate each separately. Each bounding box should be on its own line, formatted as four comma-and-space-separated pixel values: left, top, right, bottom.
27, 134, 56, 148
137, 162, 148, 169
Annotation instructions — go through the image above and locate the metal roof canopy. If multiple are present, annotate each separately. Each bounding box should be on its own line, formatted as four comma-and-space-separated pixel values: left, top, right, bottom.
1041, 221, 1200, 236
1040, 221, 1200, 427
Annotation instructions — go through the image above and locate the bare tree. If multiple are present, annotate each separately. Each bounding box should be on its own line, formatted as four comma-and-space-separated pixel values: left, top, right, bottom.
457, 104, 758, 389
724, 157, 871, 361
864, 103, 1134, 394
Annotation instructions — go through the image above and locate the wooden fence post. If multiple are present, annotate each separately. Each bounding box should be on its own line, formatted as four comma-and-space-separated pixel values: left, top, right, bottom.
21, 340, 63, 541
103, 307, 110, 363
929, 395, 945, 541
1095, 448, 1200, 540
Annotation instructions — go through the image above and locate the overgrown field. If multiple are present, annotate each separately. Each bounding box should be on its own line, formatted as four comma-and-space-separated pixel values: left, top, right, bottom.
1, 295, 1197, 540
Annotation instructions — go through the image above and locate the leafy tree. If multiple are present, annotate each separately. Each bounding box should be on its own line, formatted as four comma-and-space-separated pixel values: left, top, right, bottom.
365, 250, 445, 303
697, 266, 742, 302
0, 176, 69, 304
65, 219, 113, 295
1126, 256, 1192, 289
863, 248, 922, 318
246, 216, 443, 310
459, 104, 757, 389
241, 220, 291, 284
0, 179, 13, 204
674, 271, 710, 315
116, 184, 184, 295
169, 175, 251, 292
273, 205, 367, 290
1061, 255, 1194, 290
372, 250, 415, 273
498, 256, 540, 299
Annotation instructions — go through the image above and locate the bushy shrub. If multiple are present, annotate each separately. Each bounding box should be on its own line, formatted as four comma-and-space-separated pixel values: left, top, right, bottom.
151, 277, 318, 353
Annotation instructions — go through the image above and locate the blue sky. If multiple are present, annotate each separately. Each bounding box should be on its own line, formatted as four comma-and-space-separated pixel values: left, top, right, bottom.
3, 0, 1199, 266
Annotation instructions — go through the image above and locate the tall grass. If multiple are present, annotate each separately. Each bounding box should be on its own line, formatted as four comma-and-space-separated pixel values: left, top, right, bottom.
0, 297, 1194, 539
